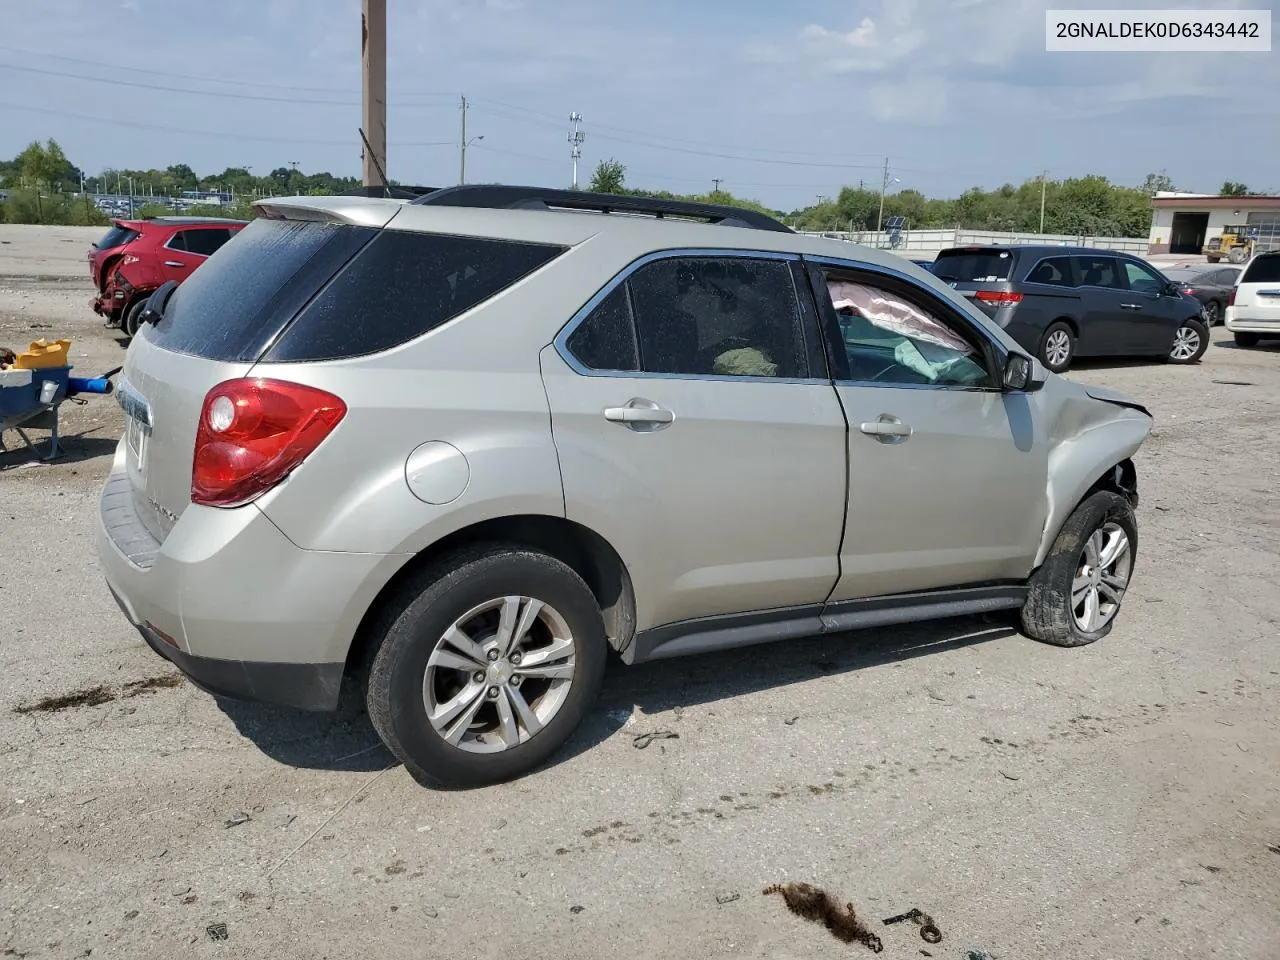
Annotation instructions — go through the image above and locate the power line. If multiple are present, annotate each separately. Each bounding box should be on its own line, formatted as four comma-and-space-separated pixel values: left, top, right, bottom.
0, 99, 453, 148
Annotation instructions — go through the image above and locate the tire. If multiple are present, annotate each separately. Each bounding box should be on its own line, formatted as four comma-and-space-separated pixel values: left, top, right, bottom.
1203, 300, 1221, 326
1038, 321, 1075, 373
1233, 332, 1260, 348
365, 544, 607, 788
1227, 247, 1247, 264
1205, 256, 1220, 264
1021, 490, 1137, 648
121, 298, 147, 338
1167, 317, 1209, 364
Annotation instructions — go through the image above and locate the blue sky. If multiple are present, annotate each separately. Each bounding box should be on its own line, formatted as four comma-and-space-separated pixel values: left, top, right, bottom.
1, 0, 1276, 211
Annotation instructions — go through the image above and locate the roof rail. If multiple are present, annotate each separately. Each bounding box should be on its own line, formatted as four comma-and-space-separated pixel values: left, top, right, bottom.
347, 184, 441, 200
410, 184, 793, 233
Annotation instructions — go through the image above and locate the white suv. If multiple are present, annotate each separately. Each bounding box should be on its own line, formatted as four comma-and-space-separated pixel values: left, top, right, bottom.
1225, 250, 1280, 346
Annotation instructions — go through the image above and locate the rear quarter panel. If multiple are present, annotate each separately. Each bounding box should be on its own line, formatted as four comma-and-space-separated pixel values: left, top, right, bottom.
248, 231, 637, 556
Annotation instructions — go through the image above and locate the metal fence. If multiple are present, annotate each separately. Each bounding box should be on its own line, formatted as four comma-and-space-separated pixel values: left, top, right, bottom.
797, 227, 1150, 255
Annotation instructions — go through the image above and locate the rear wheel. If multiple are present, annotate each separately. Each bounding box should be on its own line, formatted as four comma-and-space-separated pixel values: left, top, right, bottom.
1167, 317, 1208, 363
1021, 491, 1137, 647
365, 545, 607, 788
1039, 321, 1075, 373
122, 298, 147, 338
1203, 300, 1221, 326
1233, 332, 1260, 347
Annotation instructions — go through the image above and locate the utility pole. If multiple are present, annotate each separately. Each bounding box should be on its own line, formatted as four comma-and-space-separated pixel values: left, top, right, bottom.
568, 112, 584, 190
712, 178, 723, 195
361, 0, 387, 191
877, 156, 889, 234
459, 95, 469, 184
1039, 170, 1048, 233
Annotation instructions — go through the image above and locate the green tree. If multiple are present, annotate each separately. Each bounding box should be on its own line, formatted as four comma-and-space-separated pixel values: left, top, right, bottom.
1220, 181, 1249, 196
1142, 171, 1176, 195
589, 158, 626, 193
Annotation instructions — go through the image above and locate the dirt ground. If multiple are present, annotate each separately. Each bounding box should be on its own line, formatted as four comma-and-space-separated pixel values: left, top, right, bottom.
1, 223, 1278, 960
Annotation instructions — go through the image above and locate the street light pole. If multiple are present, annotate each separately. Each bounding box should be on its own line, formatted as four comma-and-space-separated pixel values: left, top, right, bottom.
1039, 170, 1048, 233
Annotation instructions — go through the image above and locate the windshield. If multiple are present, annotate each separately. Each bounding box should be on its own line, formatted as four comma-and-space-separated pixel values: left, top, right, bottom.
1161, 268, 1207, 282
931, 249, 1014, 282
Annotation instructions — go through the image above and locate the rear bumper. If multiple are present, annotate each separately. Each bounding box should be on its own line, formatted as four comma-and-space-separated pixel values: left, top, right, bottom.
96, 447, 406, 711
1225, 307, 1280, 334
113, 588, 344, 711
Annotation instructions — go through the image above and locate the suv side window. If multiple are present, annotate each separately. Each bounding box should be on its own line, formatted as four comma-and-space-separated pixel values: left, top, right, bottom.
1122, 259, 1164, 295
565, 285, 640, 372
182, 228, 232, 257
818, 269, 996, 388
626, 257, 806, 378
1073, 256, 1124, 290
166, 231, 188, 253
1025, 257, 1075, 286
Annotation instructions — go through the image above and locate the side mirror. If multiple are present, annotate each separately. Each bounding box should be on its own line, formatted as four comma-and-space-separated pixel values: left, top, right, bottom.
1003, 353, 1047, 392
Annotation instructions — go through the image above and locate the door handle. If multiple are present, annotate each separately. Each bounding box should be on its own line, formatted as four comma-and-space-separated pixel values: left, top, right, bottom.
604, 398, 674, 431
859, 415, 912, 443
1119, 302, 1144, 310
163, 260, 186, 268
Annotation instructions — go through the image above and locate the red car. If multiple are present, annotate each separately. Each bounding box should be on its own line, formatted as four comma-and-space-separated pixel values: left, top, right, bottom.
89, 216, 247, 336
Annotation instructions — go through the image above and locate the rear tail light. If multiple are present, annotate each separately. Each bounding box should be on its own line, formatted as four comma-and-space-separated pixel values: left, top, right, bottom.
1183, 287, 1196, 295
192, 378, 346, 507
1228, 287, 1237, 306
974, 290, 1023, 305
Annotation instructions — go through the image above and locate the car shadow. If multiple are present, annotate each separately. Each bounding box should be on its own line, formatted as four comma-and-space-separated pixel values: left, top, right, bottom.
1213, 338, 1280, 353
214, 614, 1015, 782
0, 432, 119, 470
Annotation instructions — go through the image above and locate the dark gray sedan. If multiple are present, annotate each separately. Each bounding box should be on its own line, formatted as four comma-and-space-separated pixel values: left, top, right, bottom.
1161, 264, 1242, 326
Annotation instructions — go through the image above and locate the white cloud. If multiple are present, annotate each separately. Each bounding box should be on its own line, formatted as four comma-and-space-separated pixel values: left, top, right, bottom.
799, 18, 877, 49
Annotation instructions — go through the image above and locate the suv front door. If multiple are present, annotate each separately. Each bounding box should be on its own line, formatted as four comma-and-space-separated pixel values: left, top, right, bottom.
807, 258, 1050, 601
540, 252, 847, 635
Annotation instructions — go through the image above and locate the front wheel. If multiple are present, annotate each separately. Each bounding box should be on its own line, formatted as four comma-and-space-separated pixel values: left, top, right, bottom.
1021, 491, 1137, 647
1167, 318, 1208, 363
1227, 247, 1247, 264
1039, 321, 1075, 373
365, 545, 607, 788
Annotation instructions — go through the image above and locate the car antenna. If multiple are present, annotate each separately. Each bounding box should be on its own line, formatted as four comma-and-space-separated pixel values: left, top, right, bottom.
357, 126, 391, 200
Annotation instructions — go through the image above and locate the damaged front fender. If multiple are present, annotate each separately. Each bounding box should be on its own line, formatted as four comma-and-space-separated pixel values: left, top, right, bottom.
1034, 381, 1153, 568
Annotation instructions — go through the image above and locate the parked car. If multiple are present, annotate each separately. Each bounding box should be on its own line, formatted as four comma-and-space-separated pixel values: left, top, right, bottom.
1159, 263, 1241, 326
910, 258, 933, 270
98, 186, 1153, 787
930, 245, 1209, 372
1225, 250, 1280, 347
89, 216, 247, 337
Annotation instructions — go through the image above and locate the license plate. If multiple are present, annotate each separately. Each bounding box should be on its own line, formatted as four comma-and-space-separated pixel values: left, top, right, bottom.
126, 414, 149, 475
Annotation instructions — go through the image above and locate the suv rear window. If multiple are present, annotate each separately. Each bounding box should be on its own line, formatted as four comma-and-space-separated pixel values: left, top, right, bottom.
146, 218, 376, 361
1241, 254, 1280, 284
931, 249, 1015, 282
96, 224, 138, 250
264, 230, 566, 362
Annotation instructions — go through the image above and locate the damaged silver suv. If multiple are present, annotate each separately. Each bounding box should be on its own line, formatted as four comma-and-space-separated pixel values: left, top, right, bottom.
97, 186, 1152, 787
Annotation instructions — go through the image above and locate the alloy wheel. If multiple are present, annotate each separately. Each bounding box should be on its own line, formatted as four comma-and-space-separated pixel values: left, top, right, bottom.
423, 596, 576, 754
1044, 330, 1071, 368
1071, 522, 1132, 633
1170, 325, 1201, 360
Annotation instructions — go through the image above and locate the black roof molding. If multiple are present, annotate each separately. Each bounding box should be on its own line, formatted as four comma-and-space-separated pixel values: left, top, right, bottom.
409, 184, 793, 233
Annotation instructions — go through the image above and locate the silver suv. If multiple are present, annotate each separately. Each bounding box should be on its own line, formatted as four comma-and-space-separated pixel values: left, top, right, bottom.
97, 186, 1153, 787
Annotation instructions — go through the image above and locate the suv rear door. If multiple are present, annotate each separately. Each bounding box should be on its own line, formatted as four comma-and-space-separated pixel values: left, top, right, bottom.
1070, 254, 1130, 356
540, 252, 847, 636
1232, 252, 1280, 330
159, 227, 234, 284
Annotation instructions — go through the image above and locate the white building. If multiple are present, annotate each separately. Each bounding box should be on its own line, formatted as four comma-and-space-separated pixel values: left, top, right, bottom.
1148, 192, 1280, 256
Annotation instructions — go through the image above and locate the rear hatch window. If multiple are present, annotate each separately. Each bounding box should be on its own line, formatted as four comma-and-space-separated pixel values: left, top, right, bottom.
931, 249, 1016, 283
1241, 255, 1280, 284
146, 217, 567, 363
96, 224, 139, 250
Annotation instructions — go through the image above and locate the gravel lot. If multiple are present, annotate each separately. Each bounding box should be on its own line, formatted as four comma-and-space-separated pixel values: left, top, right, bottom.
2, 223, 1278, 960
